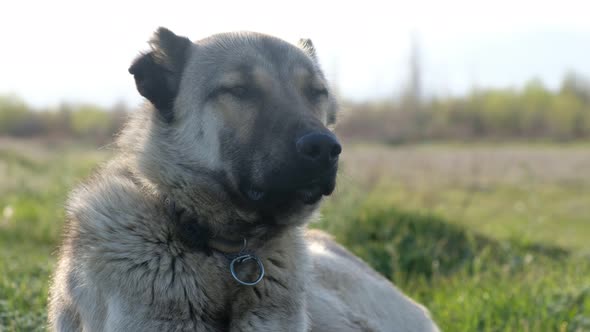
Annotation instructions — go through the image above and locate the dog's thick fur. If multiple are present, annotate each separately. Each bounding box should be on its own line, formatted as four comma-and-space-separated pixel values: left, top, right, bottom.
48, 28, 438, 331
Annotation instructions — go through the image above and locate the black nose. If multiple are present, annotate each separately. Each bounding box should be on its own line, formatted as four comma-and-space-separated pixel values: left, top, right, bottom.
296, 133, 342, 166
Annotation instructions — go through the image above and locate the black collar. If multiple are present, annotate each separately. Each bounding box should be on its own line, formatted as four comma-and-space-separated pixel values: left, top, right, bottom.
164, 197, 267, 286
164, 197, 248, 255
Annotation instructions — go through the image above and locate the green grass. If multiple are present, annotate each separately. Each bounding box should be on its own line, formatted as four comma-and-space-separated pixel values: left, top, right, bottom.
1, 139, 589, 331
0, 244, 53, 331
0, 139, 109, 331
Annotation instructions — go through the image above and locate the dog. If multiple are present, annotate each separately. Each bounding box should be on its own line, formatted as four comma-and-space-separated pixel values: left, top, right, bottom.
48, 27, 439, 331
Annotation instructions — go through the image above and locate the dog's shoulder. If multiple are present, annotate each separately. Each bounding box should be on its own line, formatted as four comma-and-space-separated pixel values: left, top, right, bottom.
63, 157, 178, 277
66, 158, 160, 236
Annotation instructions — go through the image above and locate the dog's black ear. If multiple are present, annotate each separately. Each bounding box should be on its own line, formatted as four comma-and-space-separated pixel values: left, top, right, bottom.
129, 27, 191, 122
298, 38, 317, 62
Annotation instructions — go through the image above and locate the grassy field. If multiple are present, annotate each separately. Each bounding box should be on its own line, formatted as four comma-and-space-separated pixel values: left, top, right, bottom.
1, 138, 589, 331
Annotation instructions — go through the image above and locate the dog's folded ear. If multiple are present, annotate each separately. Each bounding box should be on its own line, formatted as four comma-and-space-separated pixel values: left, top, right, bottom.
298, 38, 317, 62
129, 27, 191, 122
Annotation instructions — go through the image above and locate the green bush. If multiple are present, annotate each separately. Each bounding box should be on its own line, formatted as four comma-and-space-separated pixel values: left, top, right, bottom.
318, 202, 568, 280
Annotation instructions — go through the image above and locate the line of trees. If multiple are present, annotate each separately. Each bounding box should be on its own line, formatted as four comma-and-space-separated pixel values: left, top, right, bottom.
0, 96, 128, 145
336, 72, 590, 143
1, 72, 590, 144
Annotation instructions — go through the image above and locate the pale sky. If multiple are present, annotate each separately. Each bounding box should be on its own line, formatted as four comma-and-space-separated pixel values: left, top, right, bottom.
1, 0, 589, 108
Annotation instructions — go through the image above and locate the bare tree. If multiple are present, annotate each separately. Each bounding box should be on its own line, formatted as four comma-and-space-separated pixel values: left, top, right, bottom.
401, 31, 423, 111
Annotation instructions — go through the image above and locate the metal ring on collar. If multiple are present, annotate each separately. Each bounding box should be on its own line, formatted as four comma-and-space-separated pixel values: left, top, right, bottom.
229, 254, 265, 286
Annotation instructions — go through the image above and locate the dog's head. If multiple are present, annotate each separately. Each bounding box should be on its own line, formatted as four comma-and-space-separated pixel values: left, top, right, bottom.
127, 27, 340, 224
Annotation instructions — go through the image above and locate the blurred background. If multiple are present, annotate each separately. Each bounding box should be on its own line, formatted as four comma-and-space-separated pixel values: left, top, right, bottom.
1, 0, 589, 330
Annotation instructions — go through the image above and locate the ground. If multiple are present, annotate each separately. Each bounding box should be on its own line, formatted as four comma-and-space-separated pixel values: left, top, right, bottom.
1, 138, 589, 331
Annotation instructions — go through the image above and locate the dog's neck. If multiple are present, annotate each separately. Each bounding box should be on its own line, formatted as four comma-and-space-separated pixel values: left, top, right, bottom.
124, 160, 299, 254
164, 196, 287, 255
122, 162, 282, 254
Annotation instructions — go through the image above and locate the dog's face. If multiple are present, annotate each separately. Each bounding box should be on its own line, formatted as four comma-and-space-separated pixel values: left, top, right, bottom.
129, 28, 340, 221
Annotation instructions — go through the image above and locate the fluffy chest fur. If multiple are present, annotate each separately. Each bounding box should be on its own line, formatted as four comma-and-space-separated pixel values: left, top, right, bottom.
52, 161, 310, 331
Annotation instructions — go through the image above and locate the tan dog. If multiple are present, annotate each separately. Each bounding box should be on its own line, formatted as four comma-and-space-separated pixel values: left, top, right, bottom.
48, 28, 438, 331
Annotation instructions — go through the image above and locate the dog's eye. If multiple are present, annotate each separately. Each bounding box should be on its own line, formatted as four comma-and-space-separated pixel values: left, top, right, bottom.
218, 86, 253, 99
306, 87, 328, 102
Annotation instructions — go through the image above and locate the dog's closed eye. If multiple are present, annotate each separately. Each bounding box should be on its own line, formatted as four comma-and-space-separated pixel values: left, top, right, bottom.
216, 85, 257, 100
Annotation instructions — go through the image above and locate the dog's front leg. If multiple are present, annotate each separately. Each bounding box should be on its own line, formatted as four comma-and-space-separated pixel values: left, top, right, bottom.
229, 296, 309, 332
228, 228, 310, 331
229, 266, 310, 332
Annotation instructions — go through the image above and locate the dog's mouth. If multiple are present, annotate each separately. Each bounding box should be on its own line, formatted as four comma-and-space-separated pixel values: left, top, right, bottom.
246, 182, 334, 205
295, 183, 334, 204
240, 167, 337, 208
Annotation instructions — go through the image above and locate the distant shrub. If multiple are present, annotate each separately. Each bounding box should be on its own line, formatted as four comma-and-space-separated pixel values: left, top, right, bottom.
317, 202, 568, 281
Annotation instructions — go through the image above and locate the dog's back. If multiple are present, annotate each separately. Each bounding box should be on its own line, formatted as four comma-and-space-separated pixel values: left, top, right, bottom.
307, 230, 440, 332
